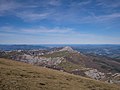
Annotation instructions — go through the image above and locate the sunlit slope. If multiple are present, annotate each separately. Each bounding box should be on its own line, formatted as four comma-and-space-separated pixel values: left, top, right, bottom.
0, 58, 119, 90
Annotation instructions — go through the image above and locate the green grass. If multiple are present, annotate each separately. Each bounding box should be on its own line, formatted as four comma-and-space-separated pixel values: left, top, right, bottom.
42, 51, 85, 71
58, 60, 82, 71
0, 58, 120, 90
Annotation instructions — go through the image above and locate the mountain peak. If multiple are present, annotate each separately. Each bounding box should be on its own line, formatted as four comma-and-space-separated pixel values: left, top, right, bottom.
59, 46, 74, 52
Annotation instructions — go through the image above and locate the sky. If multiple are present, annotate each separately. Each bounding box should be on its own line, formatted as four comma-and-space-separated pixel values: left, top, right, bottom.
0, 0, 120, 44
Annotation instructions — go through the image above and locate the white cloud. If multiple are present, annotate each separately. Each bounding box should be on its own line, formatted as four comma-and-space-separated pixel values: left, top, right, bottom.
78, 13, 120, 24
0, 26, 74, 34
97, 0, 120, 8
17, 12, 50, 21
22, 27, 74, 34
0, 0, 120, 24
48, 0, 61, 6
78, 0, 91, 6
0, 0, 21, 15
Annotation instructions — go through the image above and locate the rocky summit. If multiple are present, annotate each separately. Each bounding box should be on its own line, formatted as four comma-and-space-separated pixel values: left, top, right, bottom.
59, 46, 75, 52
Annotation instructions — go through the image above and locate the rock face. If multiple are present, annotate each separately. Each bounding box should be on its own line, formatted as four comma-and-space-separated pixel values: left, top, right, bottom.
15, 54, 63, 66
106, 73, 120, 84
59, 46, 74, 52
84, 69, 105, 80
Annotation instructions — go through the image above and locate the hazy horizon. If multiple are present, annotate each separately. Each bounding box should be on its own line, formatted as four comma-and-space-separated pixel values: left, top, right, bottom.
1, 43, 120, 46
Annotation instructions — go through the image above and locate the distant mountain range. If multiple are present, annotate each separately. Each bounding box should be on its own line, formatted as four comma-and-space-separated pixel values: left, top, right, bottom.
0, 45, 49, 51
0, 44, 120, 59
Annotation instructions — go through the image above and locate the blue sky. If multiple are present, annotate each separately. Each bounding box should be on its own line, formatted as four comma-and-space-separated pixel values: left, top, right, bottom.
0, 0, 120, 44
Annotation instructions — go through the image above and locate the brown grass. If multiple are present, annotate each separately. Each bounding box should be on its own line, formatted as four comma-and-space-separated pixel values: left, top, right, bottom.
0, 58, 120, 90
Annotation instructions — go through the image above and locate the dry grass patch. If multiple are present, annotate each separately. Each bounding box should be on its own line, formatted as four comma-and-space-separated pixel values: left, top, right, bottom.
0, 58, 120, 90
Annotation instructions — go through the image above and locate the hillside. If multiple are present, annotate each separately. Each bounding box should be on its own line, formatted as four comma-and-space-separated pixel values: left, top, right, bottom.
0, 46, 120, 84
0, 58, 120, 90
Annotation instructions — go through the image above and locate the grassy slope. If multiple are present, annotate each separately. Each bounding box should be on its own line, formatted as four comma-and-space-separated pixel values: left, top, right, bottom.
42, 51, 85, 71
0, 58, 120, 90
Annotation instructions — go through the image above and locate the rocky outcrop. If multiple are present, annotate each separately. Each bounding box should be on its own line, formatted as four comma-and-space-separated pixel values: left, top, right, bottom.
84, 69, 105, 80
106, 73, 120, 84
14, 54, 64, 66
59, 46, 74, 52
